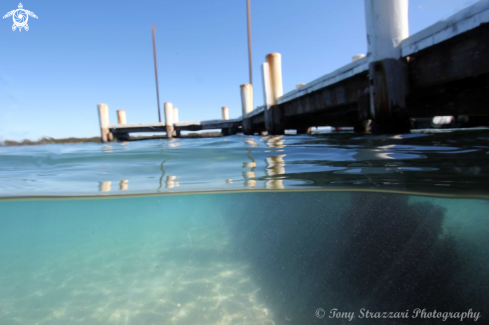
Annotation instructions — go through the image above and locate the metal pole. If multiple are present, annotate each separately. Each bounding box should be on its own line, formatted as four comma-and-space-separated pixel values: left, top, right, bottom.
246, 0, 253, 85
152, 24, 162, 123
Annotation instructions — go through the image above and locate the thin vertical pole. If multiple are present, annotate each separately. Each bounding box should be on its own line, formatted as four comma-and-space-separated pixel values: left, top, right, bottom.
152, 24, 162, 123
246, 0, 253, 85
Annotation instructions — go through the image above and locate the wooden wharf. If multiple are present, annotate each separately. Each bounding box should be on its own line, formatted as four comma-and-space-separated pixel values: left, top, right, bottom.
98, 0, 489, 142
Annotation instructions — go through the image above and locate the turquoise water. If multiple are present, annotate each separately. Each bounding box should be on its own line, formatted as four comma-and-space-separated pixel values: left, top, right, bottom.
1, 132, 489, 324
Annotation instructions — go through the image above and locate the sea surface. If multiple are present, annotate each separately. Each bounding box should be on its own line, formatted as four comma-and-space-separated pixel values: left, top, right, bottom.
1, 131, 489, 324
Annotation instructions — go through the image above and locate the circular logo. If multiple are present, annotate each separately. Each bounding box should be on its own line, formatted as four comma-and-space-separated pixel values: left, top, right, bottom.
315, 308, 326, 318
13, 9, 28, 27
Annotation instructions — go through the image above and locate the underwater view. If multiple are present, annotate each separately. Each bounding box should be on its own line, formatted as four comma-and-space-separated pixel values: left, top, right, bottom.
1, 132, 489, 324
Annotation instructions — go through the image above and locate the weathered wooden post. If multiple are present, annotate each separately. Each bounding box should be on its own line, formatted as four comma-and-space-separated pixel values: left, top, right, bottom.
117, 110, 127, 124
173, 107, 181, 137
365, 0, 410, 134
97, 104, 111, 143
222, 106, 229, 120
261, 62, 272, 132
240, 84, 254, 135
265, 53, 285, 135
115, 110, 130, 141
221, 106, 235, 136
221, 106, 238, 136
164, 102, 174, 139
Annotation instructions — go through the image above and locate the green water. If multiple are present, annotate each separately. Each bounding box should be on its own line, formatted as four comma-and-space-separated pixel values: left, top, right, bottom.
1, 191, 488, 324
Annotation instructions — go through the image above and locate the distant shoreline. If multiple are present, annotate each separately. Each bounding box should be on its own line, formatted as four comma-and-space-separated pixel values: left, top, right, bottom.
1, 132, 223, 147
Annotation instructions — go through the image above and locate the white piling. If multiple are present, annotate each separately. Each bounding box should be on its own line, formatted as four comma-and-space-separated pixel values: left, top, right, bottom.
97, 104, 111, 143
266, 53, 283, 105
117, 110, 127, 124
240, 84, 254, 116
164, 102, 174, 139
364, 0, 410, 133
173, 107, 179, 123
261, 62, 272, 108
241, 84, 254, 135
222, 107, 229, 120
364, 0, 408, 62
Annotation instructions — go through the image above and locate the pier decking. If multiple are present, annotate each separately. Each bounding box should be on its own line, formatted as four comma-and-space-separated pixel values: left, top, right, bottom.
101, 1, 489, 141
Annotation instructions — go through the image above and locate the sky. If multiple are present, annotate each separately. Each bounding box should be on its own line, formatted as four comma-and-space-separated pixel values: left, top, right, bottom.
0, 0, 481, 141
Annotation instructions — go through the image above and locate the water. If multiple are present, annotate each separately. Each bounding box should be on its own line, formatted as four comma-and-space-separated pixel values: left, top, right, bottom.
1, 132, 489, 324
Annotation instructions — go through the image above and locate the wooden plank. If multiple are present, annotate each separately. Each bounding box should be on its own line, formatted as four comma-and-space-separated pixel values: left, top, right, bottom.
402, 1, 489, 56
409, 23, 489, 89
277, 57, 368, 105
280, 72, 369, 119
109, 119, 242, 134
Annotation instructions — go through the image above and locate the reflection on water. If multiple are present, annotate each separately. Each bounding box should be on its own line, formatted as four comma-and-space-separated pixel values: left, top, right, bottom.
1, 131, 489, 197
166, 176, 180, 189
99, 181, 111, 192
119, 180, 128, 191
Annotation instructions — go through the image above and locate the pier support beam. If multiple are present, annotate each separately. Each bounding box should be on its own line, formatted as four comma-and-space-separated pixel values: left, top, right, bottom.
97, 104, 112, 143
365, 0, 410, 134
240, 84, 254, 135
164, 102, 174, 139
264, 53, 285, 135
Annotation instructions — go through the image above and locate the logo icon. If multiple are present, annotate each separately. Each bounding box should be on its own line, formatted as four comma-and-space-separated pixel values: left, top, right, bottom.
3, 3, 37, 32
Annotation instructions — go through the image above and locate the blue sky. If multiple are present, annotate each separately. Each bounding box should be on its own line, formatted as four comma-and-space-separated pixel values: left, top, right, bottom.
0, 0, 481, 140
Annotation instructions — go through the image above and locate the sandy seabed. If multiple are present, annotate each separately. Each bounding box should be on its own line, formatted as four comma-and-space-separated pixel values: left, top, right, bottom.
0, 221, 274, 325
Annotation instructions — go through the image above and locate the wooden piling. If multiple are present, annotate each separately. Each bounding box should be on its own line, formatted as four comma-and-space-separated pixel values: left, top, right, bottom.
267, 53, 283, 104
114, 110, 129, 141
240, 84, 254, 135
97, 104, 111, 143
172, 107, 181, 137
365, 0, 410, 134
265, 53, 285, 135
117, 110, 127, 124
222, 107, 229, 120
261, 62, 272, 108
220, 106, 235, 135
164, 102, 174, 139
